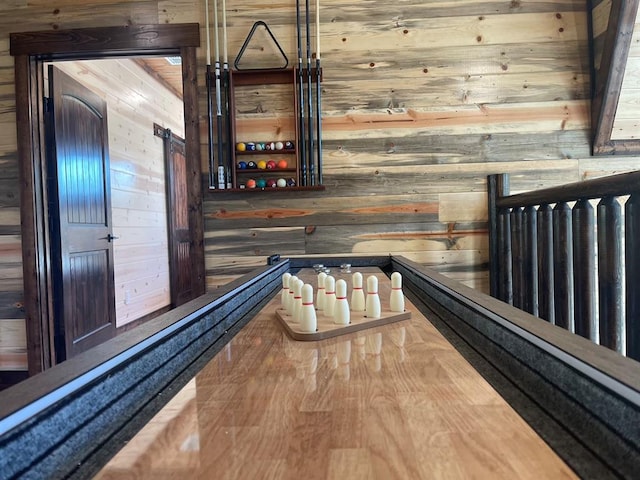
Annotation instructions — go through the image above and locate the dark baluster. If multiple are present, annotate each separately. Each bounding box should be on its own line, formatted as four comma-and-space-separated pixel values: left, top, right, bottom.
537, 204, 554, 323
626, 194, 640, 360
553, 202, 573, 330
487, 174, 509, 298
573, 199, 596, 341
523, 205, 538, 315
597, 197, 623, 352
498, 208, 513, 304
510, 207, 524, 309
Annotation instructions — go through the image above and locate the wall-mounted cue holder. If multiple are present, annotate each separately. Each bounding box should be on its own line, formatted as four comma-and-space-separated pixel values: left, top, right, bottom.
209, 67, 324, 193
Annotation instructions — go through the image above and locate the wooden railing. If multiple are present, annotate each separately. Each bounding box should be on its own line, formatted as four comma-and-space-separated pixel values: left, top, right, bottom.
488, 171, 640, 360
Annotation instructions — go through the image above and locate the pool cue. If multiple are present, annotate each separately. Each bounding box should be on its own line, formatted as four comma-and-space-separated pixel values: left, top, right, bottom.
296, 0, 307, 186
315, 0, 323, 184
222, 0, 232, 188
305, 0, 314, 185
213, 0, 224, 188
205, 0, 216, 188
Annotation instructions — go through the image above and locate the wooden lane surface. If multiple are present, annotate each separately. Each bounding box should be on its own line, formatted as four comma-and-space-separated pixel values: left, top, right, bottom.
94, 268, 577, 479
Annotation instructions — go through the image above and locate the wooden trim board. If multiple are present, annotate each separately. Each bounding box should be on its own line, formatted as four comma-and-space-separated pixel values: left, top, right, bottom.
275, 307, 411, 341
274, 267, 411, 340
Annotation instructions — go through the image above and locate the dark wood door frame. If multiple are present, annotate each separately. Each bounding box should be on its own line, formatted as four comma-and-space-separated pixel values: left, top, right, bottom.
10, 24, 206, 374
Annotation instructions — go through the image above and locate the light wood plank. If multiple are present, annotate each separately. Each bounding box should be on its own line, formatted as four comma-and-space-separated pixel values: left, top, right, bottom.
95, 268, 577, 479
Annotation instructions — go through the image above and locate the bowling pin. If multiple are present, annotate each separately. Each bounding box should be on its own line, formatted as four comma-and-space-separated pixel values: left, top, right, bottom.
300, 284, 317, 333
323, 275, 336, 318
365, 275, 381, 318
316, 271, 327, 310
293, 278, 304, 323
390, 272, 405, 312
334, 279, 350, 325
287, 275, 298, 315
281, 273, 291, 309
351, 272, 365, 312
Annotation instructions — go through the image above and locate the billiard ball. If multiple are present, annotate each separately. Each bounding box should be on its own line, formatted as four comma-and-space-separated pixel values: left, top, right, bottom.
267, 179, 277, 188
277, 159, 287, 169
257, 160, 267, 169
246, 179, 256, 188
266, 160, 277, 169
256, 178, 267, 188
236, 142, 246, 152
237, 161, 247, 169
247, 161, 257, 169
277, 178, 286, 187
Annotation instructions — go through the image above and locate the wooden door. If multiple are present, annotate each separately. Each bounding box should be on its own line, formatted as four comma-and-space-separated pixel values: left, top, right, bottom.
161, 127, 193, 306
47, 66, 116, 362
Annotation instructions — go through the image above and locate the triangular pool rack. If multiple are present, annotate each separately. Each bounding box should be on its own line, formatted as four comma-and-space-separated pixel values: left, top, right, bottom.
234, 21, 288, 70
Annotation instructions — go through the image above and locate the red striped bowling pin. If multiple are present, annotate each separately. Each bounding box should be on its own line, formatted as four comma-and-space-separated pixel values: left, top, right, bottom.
300, 284, 317, 333
281, 273, 291, 309
390, 272, 405, 312
323, 275, 336, 318
365, 275, 381, 318
293, 278, 304, 323
351, 272, 365, 312
316, 271, 327, 310
334, 279, 350, 325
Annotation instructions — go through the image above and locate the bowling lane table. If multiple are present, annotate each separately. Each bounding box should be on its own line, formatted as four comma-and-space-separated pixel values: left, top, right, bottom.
94, 268, 577, 479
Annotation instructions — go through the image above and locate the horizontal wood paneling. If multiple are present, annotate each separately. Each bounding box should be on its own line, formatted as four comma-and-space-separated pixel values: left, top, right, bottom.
0, 318, 26, 370
203, 0, 602, 295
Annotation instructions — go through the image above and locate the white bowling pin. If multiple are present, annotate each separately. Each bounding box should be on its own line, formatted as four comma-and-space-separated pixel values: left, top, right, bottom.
316, 271, 327, 310
293, 278, 304, 323
323, 275, 336, 318
287, 275, 298, 315
390, 272, 405, 312
365, 275, 381, 318
351, 272, 365, 312
334, 279, 350, 325
281, 273, 291, 309
300, 284, 317, 333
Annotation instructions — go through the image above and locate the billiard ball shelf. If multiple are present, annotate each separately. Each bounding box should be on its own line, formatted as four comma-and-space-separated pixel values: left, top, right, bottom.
209, 185, 325, 193
219, 68, 323, 192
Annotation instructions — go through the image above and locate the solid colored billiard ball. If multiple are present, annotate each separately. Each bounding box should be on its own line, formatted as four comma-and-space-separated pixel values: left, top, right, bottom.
256, 178, 267, 188
237, 161, 247, 169
257, 160, 267, 169
236, 142, 246, 152
246, 179, 256, 188
247, 161, 257, 169
266, 160, 277, 169
284, 141, 294, 150
277, 159, 287, 169
267, 179, 277, 188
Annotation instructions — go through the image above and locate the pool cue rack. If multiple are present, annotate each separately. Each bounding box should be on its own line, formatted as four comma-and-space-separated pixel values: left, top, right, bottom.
211, 67, 324, 192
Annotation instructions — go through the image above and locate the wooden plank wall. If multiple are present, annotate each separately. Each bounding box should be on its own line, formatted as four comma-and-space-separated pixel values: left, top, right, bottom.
1, 0, 640, 373
203, 0, 636, 290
